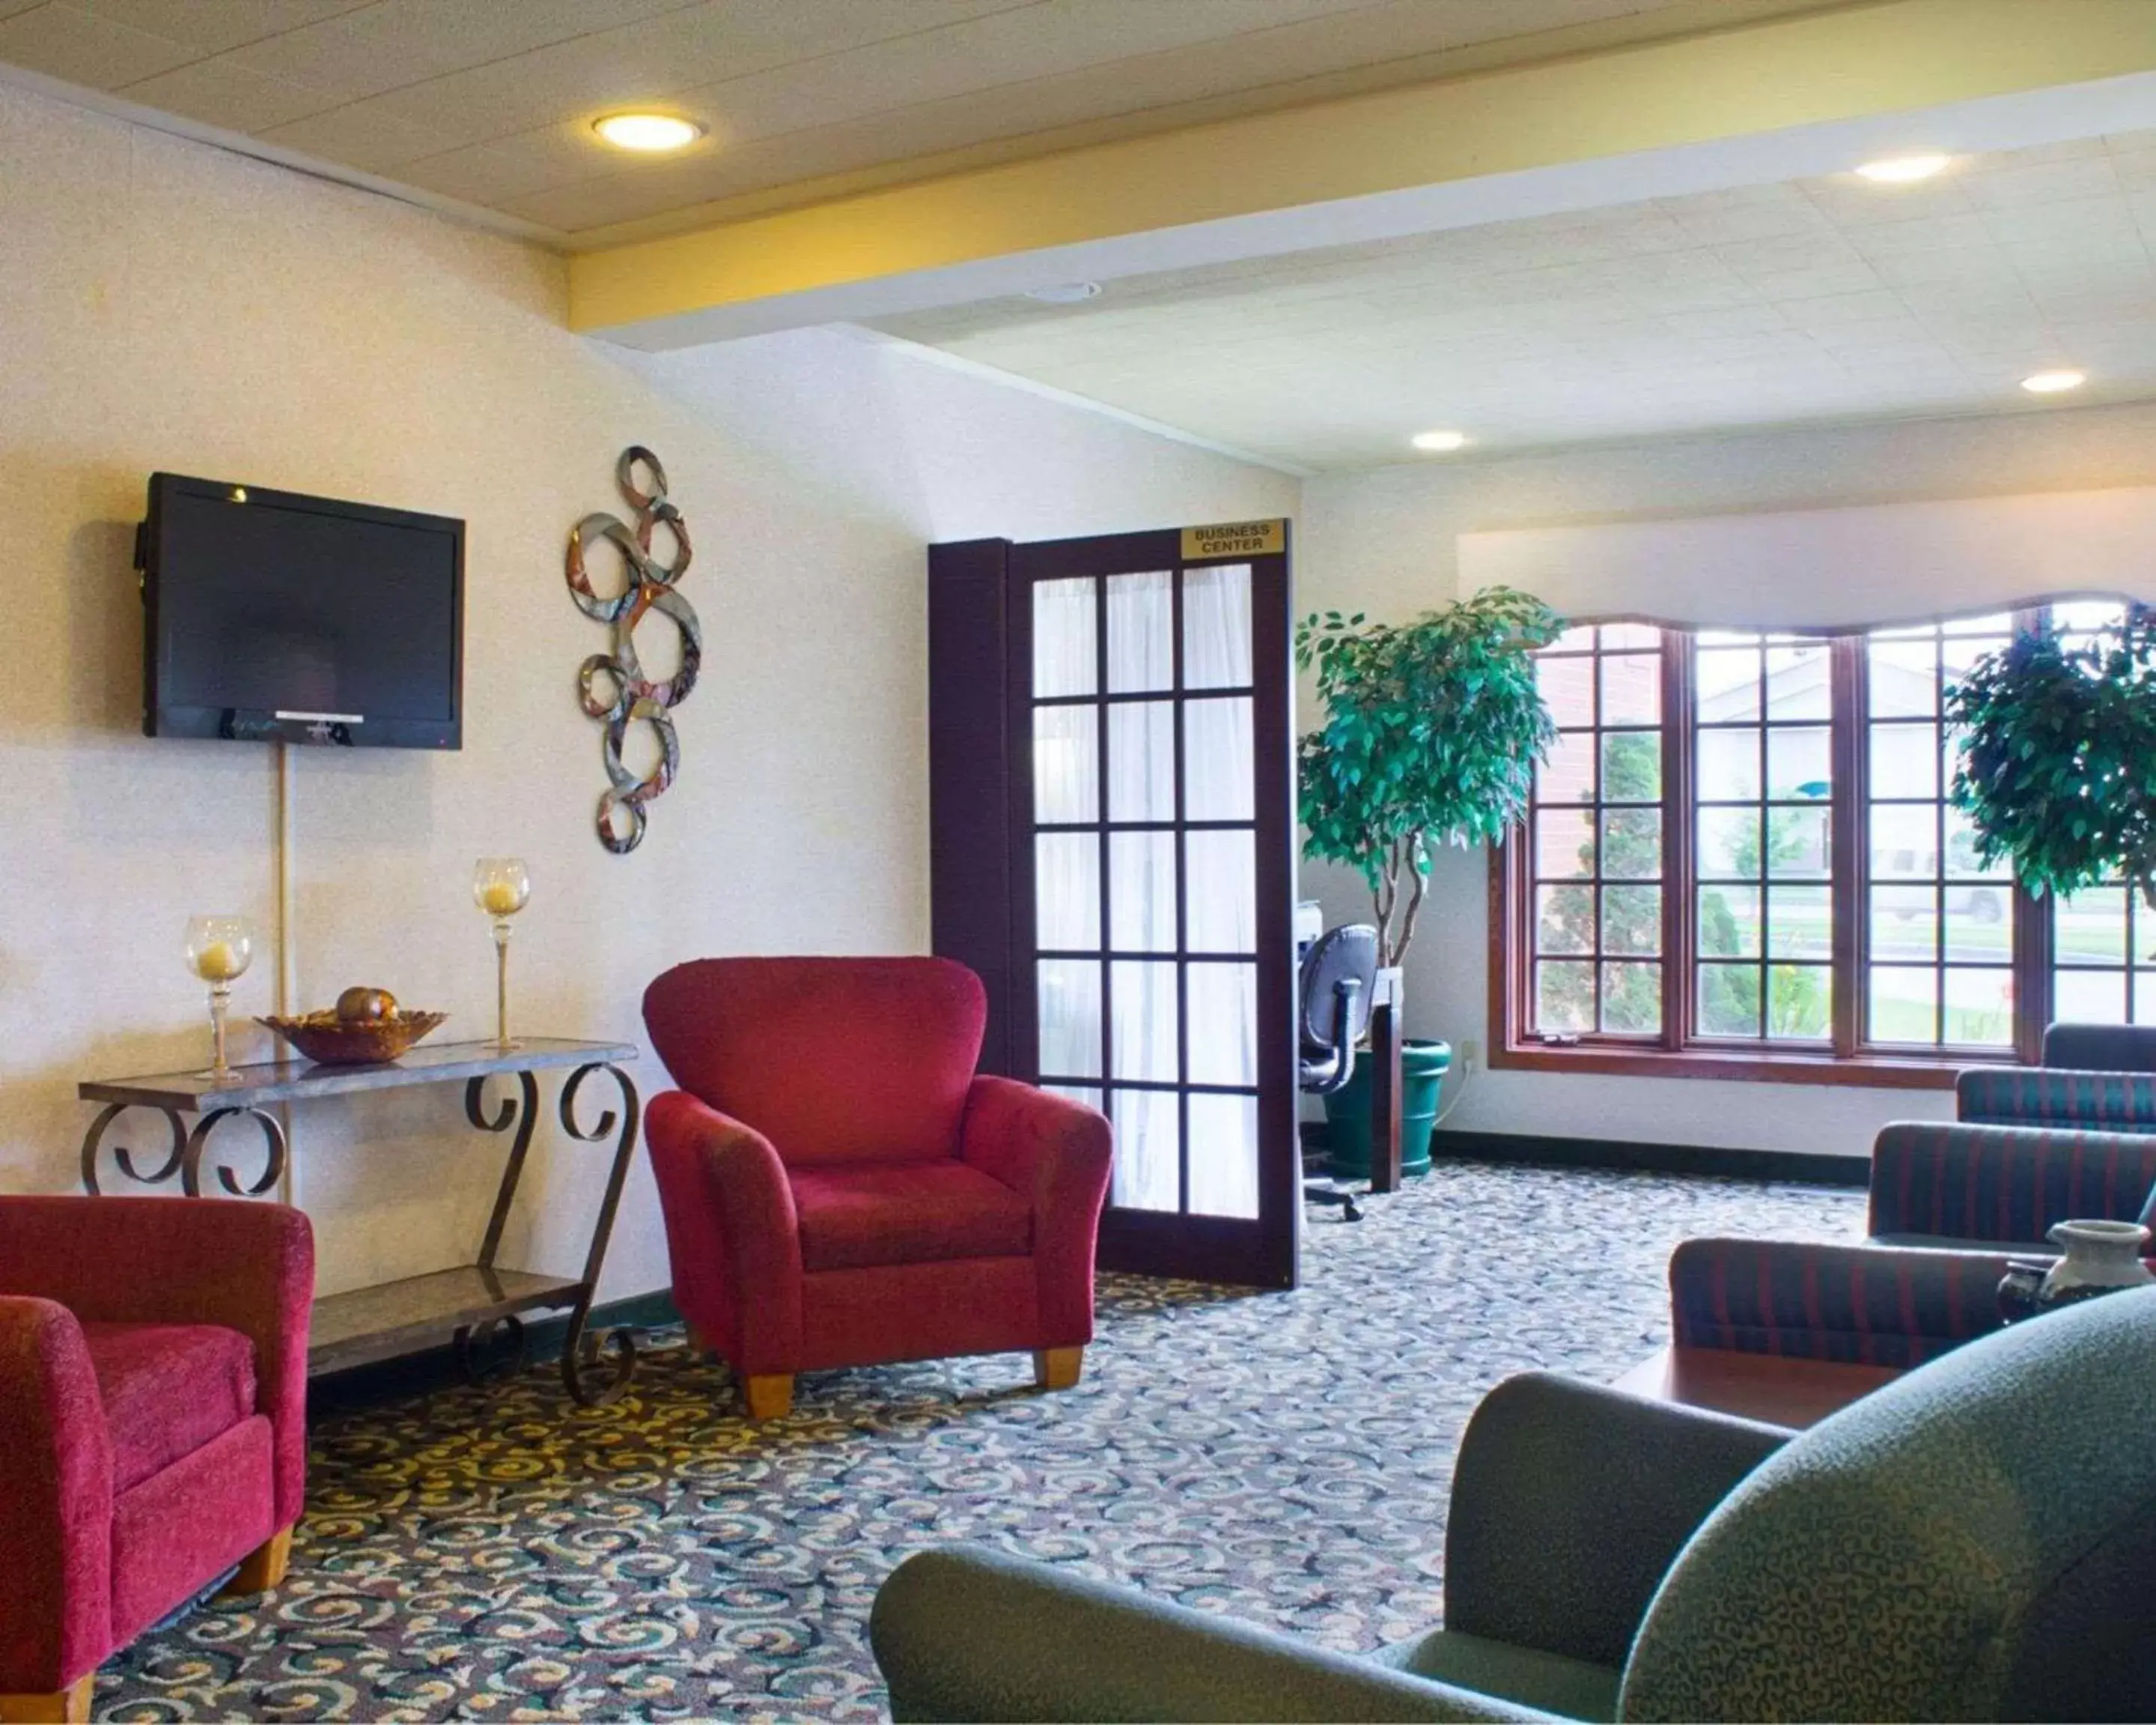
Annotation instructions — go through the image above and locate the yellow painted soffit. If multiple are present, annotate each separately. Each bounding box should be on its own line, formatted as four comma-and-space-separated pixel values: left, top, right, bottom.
568, 0, 2156, 335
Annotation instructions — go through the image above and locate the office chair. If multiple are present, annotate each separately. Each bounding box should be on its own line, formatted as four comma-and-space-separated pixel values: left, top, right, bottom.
1300, 923, 1378, 1221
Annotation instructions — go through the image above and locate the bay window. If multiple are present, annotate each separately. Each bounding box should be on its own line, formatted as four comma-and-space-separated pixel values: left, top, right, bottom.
1496, 602, 2130, 1086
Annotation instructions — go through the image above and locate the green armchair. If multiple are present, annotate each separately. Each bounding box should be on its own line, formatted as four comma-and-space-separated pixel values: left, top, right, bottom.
872, 1286, 2156, 1722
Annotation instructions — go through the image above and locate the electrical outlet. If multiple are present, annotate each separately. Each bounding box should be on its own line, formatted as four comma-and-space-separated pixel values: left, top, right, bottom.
1458, 1038, 1481, 1072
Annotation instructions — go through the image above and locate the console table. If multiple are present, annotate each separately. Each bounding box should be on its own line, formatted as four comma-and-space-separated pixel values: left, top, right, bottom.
78, 1038, 644, 1406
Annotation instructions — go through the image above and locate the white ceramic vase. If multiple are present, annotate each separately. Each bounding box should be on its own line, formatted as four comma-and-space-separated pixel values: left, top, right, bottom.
2039, 1219, 2155, 1303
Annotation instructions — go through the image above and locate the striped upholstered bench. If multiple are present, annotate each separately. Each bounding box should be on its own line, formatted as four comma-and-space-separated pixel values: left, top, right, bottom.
1669, 1236, 2015, 1369
1956, 1066, 2156, 1136
1869, 1122, 2156, 1251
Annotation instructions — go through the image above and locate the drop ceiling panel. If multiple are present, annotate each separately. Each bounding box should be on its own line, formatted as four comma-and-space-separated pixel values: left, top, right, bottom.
868, 135, 2156, 469
0, 0, 1832, 237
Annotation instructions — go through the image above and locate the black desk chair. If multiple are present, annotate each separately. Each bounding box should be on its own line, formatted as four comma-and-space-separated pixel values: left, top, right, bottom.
1300, 924, 1378, 1220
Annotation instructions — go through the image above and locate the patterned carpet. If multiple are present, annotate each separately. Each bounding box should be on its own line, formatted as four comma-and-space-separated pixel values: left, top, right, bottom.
97, 1161, 1863, 1721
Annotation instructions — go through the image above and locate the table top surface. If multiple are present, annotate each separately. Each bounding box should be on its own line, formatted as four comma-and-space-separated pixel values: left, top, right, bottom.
79, 1037, 641, 1110
1614, 1344, 1901, 1430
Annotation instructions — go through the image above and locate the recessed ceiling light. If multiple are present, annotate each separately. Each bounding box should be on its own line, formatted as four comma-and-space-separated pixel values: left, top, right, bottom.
2021, 368, 2087, 394
1411, 430, 1470, 452
1853, 153, 1952, 184
592, 113, 705, 152
1026, 282, 1102, 304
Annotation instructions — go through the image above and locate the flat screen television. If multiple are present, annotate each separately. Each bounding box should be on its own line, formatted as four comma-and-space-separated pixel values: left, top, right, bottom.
138, 473, 464, 749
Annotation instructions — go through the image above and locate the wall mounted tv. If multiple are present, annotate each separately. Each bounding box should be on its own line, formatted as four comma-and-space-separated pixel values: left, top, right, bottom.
138, 473, 464, 749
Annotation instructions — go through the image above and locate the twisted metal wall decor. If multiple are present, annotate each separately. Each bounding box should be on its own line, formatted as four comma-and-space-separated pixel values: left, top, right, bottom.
567, 447, 702, 854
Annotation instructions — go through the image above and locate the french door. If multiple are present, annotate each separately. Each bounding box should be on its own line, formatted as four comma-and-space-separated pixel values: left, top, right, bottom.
928, 523, 1299, 1289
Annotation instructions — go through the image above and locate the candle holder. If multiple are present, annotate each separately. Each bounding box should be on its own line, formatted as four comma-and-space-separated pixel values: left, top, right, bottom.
472, 858, 531, 1050
184, 915, 255, 1084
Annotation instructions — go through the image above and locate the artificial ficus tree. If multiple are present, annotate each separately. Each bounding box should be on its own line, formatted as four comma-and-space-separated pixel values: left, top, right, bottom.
1946, 607, 2156, 909
1297, 585, 1565, 969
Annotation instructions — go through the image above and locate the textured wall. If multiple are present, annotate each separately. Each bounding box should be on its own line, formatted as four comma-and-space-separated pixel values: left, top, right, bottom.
1297, 405, 2156, 1155
0, 82, 1294, 1299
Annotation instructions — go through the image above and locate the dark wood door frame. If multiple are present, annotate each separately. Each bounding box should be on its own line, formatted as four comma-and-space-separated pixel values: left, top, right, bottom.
928, 526, 1300, 1289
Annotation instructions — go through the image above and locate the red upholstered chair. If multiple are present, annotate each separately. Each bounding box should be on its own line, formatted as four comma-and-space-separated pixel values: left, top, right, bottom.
0, 1196, 312, 1722
643, 957, 1112, 1420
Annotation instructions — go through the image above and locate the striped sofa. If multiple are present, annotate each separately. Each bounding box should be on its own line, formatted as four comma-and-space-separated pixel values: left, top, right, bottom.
1954, 1020, 2156, 1132
1670, 1235, 2012, 1369
1672, 1115, 2156, 1371
1870, 1120, 2156, 1250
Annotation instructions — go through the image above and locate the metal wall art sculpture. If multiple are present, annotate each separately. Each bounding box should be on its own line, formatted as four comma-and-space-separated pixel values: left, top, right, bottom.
567, 447, 702, 853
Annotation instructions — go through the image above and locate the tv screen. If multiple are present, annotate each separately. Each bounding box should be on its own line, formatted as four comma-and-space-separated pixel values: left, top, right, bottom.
140, 473, 463, 749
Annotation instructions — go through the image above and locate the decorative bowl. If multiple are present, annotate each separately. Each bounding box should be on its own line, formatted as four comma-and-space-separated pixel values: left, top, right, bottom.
257, 1009, 448, 1066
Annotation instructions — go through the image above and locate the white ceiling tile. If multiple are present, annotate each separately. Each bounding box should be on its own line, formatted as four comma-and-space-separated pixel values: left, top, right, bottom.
1747, 260, 1887, 301
1776, 289, 1910, 329
75, 0, 363, 54
118, 55, 337, 130
225, 0, 700, 106
258, 100, 458, 170
1963, 156, 2122, 206
0, 1, 196, 86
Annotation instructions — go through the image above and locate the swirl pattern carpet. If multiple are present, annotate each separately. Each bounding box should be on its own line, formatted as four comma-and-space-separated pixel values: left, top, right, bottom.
95, 1161, 1861, 1721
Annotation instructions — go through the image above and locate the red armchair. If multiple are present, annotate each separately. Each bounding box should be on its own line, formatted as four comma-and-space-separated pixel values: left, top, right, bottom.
0, 1196, 311, 1722
643, 958, 1112, 1420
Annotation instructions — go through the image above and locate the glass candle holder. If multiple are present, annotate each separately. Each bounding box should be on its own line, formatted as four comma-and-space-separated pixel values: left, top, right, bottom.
472, 858, 530, 1050
184, 914, 254, 1083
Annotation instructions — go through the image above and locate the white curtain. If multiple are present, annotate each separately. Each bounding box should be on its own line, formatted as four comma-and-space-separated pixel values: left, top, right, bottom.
1038, 563, 1261, 1221
1033, 576, 1094, 696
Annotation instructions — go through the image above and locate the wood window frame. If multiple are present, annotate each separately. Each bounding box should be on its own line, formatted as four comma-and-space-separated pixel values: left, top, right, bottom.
1493, 615, 2058, 1090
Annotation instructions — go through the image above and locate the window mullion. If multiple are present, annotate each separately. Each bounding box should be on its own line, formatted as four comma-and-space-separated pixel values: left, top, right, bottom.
1830, 634, 1863, 1058
1662, 631, 1693, 1053
2009, 604, 2050, 1062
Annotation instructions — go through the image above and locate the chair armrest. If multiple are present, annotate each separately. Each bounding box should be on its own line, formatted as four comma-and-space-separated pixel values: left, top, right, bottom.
1869, 1121, 2156, 1244
0, 1297, 115, 1692
645, 1090, 803, 1372
1671, 1235, 2010, 1369
0, 1196, 313, 1530
1956, 1066, 2156, 1133
1443, 1372, 1785, 1672
959, 1077, 1112, 1343
872, 1545, 1546, 1724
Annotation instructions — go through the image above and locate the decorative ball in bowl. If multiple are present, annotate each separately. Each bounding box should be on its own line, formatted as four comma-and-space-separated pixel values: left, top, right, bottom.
258, 989, 447, 1065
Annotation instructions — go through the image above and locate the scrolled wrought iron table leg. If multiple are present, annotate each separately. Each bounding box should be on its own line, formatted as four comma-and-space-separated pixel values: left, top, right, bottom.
454, 1312, 529, 1384
555, 1061, 642, 1407
180, 1107, 289, 1198
80, 1104, 188, 1195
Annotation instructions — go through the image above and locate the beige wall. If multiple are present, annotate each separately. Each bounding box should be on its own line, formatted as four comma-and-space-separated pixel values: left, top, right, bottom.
0, 82, 1294, 1300
1297, 403, 2156, 1156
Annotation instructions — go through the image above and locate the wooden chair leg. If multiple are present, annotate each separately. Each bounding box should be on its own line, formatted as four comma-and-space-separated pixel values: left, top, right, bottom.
683, 1322, 709, 1358
743, 1373, 794, 1420
219, 1525, 293, 1596
0, 1673, 94, 1722
1033, 1346, 1083, 1391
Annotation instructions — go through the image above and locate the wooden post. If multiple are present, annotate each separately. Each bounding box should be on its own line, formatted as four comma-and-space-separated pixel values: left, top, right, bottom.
1368, 967, 1404, 1193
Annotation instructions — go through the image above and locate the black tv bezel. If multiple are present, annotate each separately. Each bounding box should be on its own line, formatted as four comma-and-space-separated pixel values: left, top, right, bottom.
140, 472, 465, 751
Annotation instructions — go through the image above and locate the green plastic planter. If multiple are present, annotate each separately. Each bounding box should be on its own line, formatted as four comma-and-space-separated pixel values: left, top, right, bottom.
1319, 1038, 1452, 1180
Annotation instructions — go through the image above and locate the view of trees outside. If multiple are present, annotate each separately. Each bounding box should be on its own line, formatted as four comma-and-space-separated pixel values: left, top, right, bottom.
1527, 603, 2141, 1049
1530, 627, 1662, 1035
2044, 603, 2153, 1023
1695, 633, 1832, 1041
1865, 618, 2014, 1047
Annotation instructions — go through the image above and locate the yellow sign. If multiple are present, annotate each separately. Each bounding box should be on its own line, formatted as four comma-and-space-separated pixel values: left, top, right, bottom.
1181, 518, 1285, 560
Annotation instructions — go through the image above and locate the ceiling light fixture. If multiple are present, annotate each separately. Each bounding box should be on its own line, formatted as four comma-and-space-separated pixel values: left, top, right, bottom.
592, 112, 706, 152
1026, 282, 1102, 304
1853, 153, 1952, 184
1411, 430, 1470, 453
2020, 368, 2087, 395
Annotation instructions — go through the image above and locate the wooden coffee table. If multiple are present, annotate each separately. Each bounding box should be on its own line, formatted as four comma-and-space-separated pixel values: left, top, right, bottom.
1615, 1345, 1901, 1429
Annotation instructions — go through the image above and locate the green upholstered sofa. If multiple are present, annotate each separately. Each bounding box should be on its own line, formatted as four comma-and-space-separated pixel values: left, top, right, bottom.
871, 1286, 2156, 1722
